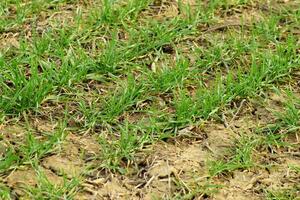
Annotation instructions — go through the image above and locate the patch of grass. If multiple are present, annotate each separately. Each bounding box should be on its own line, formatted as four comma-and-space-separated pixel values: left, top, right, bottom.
214, 90, 300, 177
288, 164, 300, 174
20, 130, 64, 162
0, 28, 91, 114
0, 64, 54, 114
275, 91, 300, 128
77, 100, 101, 131
24, 167, 80, 200
258, 124, 292, 149
266, 187, 300, 200
0, 0, 66, 32
209, 136, 258, 176
146, 58, 191, 93
196, 77, 230, 120
0, 147, 20, 173
0, 0, 202, 116
0, 122, 66, 173
174, 89, 198, 124
173, 178, 221, 200
93, 17, 198, 74
257, 90, 300, 148
98, 121, 151, 172
0, 183, 11, 200
98, 0, 152, 25
100, 75, 145, 123
172, 25, 299, 124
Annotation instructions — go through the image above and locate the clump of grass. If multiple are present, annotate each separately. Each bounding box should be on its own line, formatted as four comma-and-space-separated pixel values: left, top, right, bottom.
0, 28, 91, 114
174, 32, 298, 124
173, 177, 221, 200
100, 75, 145, 123
0, 65, 54, 114
266, 187, 300, 200
98, 122, 151, 173
24, 167, 80, 200
275, 91, 300, 129
288, 165, 300, 174
98, 0, 152, 25
0, 184, 11, 200
93, 17, 198, 74
20, 131, 64, 162
257, 90, 300, 148
257, 124, 292, 149
209, 137, 258, 176
147, 58, 191, 93
174, 89, 198, 124
0, 122, 66, 173
210, 89, 300, 176
0, 147, 20, 173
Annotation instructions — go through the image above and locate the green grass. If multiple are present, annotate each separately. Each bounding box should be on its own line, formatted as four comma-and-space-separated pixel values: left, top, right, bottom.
209, 136, 258, 176
98, 121, 151, 172
266, 187, 300, 200
209, 88, 300, 176
0, 122, 66, 173
275, 91, 300, 128
0, 183, 11, 200
101, 75, 145, 123
24, 168, 80, 200
1, 0, 300, 198
256, 90, 300, 149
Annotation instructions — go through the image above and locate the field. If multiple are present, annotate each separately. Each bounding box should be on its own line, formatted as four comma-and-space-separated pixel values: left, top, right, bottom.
0, 0, 300, 199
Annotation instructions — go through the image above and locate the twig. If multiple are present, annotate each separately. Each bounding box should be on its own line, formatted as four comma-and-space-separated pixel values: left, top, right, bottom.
144, 175, 156, 188
222, 113, 229, 128
228, 99, 246, 127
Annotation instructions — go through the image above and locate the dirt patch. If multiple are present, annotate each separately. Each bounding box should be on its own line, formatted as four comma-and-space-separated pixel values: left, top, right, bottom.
5, 167, 63, 196
203, 123, 237, 156
95, 177, 135, 199
0, 33, 20, 51
140, 0, 199, 21
0, 124, 27, 150
42, 155, 83, 178
66, 133, 100, 152
136, 124, 236, 198
32, 119, 57, 133
214, 186, 263, 200
42, 133, 101, 178
215, 156, 300, 199
76, 176, 139, 200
